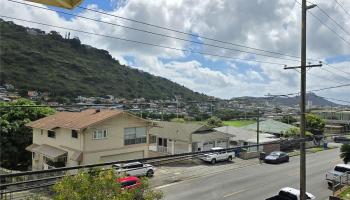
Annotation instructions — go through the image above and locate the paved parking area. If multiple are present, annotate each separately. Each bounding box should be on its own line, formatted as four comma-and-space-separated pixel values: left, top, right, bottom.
151, 158, 260, 188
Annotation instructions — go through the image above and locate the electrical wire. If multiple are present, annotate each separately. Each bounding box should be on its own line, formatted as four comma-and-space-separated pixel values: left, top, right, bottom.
7, 0, 307, 63
294, 0, 350, 46
314, 3, 350, 36
334, 0, 350, 18
0, 15, 287, 66
75, 3, 305, 60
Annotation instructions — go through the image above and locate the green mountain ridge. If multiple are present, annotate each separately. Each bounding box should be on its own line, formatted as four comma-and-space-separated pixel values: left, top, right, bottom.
0, 19, 211, 101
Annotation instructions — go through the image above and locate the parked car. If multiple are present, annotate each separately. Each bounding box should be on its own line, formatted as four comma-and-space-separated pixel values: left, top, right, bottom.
266, 187, 315, 200
333, 136, 350, 143
264, 151, 289, 164
113, 162, 155, 177
326, 164, 350, 187
200, 147, 235, 164
116, 176, 141, 190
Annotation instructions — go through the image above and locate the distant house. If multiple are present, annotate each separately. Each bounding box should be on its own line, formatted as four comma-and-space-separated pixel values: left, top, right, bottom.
149, 121, 232, 155
26, 109, 154, 170
27, 91, 39, 99
242, 119, 295, 137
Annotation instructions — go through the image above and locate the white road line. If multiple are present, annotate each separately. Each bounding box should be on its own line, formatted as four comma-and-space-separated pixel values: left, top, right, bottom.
223, 189, 248, 198
153, 162, 259, 189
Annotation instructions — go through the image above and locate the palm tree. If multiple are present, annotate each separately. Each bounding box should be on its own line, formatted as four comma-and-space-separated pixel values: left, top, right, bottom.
340, 144, 350, 164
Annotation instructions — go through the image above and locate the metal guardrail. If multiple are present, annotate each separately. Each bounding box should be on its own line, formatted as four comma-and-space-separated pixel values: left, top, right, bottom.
330, 171, 350, 196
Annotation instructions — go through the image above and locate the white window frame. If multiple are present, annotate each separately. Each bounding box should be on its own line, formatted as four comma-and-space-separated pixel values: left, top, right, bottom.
93, 130, 107, 140
124, 127, 147, 145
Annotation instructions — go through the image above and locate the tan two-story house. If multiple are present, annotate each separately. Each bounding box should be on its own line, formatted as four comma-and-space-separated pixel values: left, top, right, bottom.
26, 109, 153, 170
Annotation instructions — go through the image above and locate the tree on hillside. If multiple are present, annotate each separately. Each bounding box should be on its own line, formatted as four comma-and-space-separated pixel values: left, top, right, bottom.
306, 114, 325, 135
340, 144, 350, 164
206, 116, 223, 128
0, 99, 55, 169
53, 169, 163, 200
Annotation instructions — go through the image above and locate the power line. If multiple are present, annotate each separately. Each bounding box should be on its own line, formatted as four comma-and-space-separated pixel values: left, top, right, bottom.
7, 0, 303, 63
324, 63, 350, 76
334, 0, 350, 18
318, 96, 350, 104
319, 67, 350, 82
76, 4, 305, 60
0, 15, 287, 66
314, 3, 350, 36
269, 83, 350, 97
309, 10, 350, 46
295, 0, 350, 46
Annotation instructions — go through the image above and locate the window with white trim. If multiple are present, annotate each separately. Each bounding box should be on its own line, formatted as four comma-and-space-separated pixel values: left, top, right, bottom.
124, 127, 147, 145
93, 130, 107, 140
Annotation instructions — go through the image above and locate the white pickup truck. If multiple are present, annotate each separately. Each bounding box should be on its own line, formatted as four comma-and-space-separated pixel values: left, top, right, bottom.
266, 187, 316, 200
200, 147, 235, 164
326, 163, 350, 187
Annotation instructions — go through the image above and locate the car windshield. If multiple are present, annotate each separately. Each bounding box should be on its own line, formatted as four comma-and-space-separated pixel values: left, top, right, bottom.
334, 166, 350, 173
120, 180, 137, 187
269, 152, 280, 156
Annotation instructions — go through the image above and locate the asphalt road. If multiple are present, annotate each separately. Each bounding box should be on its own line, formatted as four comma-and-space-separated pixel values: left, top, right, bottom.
160, 148, 341, 200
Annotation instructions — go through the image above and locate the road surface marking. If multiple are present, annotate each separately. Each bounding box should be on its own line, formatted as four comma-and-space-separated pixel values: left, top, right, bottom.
223, 189, 248, 198
153, 162, 259, 189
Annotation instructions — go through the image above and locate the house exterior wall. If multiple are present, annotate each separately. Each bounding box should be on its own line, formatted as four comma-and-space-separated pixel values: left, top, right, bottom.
32, 128, 83, 170
30, 113, 150, 169
82, 113, 149, 164
174, 140, 189, 154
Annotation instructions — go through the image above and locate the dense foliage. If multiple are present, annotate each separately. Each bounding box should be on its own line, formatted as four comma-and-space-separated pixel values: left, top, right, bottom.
206, 116, 223, 128
53, 169, 163, 200
280, 115, 297, 124
0, 19, 209, 101
340, 144, 350, 164
0, 99, 55, 169
284, 127, 313, 138
306, 114, 325, 135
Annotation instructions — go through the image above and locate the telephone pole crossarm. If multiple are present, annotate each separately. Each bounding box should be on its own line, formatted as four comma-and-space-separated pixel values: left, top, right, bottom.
284, 63, 322, 70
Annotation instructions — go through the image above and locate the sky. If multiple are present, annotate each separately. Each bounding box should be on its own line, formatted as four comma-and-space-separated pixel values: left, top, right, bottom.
1, 0, 349, 104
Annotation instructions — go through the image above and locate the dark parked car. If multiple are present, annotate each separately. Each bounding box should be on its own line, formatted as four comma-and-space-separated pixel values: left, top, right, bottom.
264, 151, 289, 164
333, 136, 350, 143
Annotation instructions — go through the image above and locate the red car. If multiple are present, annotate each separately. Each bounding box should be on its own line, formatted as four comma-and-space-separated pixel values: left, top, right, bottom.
116, 176, 141, 190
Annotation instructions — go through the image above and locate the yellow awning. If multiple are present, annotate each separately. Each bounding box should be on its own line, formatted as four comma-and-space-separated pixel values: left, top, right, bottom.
25, 0, 83, 9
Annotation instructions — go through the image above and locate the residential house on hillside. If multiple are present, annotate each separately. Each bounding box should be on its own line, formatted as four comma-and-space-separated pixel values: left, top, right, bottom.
242, 119, 295, 137
149, 121, 232, 155
26, 109, 154, 170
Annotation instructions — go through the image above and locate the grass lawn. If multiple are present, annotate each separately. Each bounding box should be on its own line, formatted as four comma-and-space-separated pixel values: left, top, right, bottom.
223, 120, 256, 127
338, 186, 350, 199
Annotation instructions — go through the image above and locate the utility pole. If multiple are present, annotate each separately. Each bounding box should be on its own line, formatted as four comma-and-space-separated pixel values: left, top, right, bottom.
284, 1, 319, 199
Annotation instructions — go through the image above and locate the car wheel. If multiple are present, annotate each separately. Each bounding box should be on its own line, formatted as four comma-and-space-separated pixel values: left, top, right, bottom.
146, 170, 154, 177
227, 156, 232, 161
211, 159, 216, 164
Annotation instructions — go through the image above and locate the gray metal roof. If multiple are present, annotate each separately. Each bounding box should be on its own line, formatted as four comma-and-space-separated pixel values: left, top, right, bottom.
192, 130, 232, 142
150, 121, 232, 142
215, 126, 276, 143
242, 119, 295, 134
